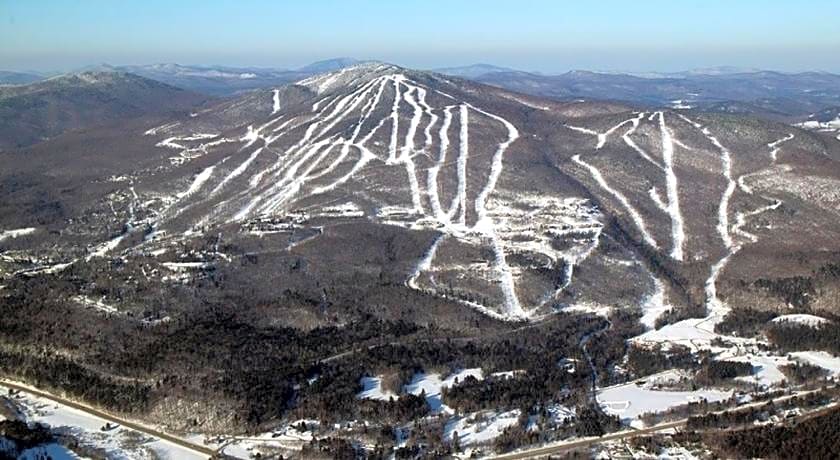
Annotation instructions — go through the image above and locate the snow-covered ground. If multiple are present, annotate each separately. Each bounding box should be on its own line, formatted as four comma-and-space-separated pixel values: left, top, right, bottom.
216, 422, 315, 459
790, 351, 840, 376
443, 409, 521, 447
357, 376, 398, 401
0, 227, 36, 243
401, 369, 485, 413
1, 383, 208, 460
597, 380, 731, 425
729, 355, 791, 387
638, 277, 672, 330
4, 442, 80, 460
771, 314, 831, 327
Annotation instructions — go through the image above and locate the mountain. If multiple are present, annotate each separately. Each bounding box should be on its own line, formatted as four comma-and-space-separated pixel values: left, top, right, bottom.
298, 57, 363, 73
434, 63, 517, 78
2, 63, 840, 455
472, 69, 840, 121
0, 71, 207, 151
64, 60, 367, 96
115, 63, 310, 96
0, 71, 43, 85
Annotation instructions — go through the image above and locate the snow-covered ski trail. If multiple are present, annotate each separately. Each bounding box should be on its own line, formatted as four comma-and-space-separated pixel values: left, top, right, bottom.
142, 69, 552, 321
622, 112, 663, 169
177, 166, 216, 199
768, 133, 794, 162
399, 83, 427, 214
658, 112, 686, 261
452, 104, 470, 225
428, 105, 454, 221
702, 127, 737, 250
211, 147, 264, 195
468, 103, 525, 319
407, 234, 445, 289
572, 155, 659, 249
567, 116, 638, 149
271, 89, 281, 114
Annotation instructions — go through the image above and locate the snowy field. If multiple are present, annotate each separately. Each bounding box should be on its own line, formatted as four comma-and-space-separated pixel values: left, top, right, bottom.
443, 409, 521, 447
597, 381, 731, 424
0, 383, 208, 460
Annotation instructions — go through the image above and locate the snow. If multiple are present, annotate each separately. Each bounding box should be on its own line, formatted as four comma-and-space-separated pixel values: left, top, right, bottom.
217, 423, 315, 459
161, 262, 207, 270
454, 104, 469, 224
73, 295, 119, 315
271, 89, 281, 114
403, 369, 484, 413
771, 314, 831, 327
670, 100, 693, 110
428, 105, 454, 220
86, 233, 126, 260
357, 376, 398, 401
176, 166, 215, 199
1, 383, 207, 460
0, 227, 36, 243
572, 154, 659, 249
658, 112, 686, 261
407, 234, 444, 289
490, 370, 526, 379
211, 147, 264, 195
497, 93, 550, 110
442, 368, 484, 387
768, 133, 794, 162
404, 373, 448, 414
701, 127, 736, 250
639, 277, 672, 330
729, 355, 790, 387
443, 409, 521, 446
17, 443, 80, 460
597, 382, 731, 422
789, 351, 840, 375
622, 112, 662, 168
633, 317, 720, 348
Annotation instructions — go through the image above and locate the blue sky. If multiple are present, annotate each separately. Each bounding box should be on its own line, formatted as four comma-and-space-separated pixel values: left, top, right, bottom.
2, 0, 839, 73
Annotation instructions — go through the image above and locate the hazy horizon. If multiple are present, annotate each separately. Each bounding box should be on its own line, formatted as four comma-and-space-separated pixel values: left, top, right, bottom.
2, 0, 839, 74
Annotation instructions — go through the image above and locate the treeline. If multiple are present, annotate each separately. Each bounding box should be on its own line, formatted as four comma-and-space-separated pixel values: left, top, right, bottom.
765, 321, 840, 355
688, 386, 836, 431
0, 347, 150, 413
752, 276, 816, 308
779, 362, 828, 384
295, 313, 604, 423
715, 307, 777, 336
706, 405, 840, 459
694, 359, 753, 386
0, 420, 53, 455
584, 309, 646, 387
626, 344, 697, 377
443, 371, 586, 413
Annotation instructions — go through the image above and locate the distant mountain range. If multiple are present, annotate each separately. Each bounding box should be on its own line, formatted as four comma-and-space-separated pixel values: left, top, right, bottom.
432, 63, 516, 78
0, 71, 207, 150
3, 59, 840, 153
5, 60, 840, 121
464, 68, 840, 121
0, 70, 44, 85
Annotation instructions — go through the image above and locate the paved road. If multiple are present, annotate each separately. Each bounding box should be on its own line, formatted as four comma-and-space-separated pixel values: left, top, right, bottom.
0, 379, 215, 459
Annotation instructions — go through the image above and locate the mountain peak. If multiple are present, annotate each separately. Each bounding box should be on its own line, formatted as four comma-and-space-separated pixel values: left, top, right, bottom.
294, 62, 404, 94
298, 57, 364, 73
